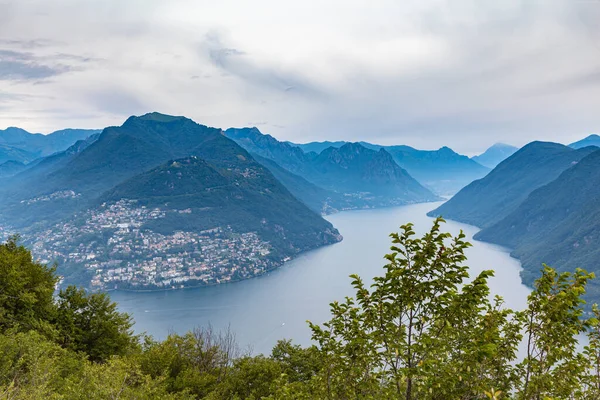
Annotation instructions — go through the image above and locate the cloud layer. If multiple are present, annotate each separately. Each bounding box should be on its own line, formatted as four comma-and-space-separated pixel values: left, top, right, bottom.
0, 0, 599, 153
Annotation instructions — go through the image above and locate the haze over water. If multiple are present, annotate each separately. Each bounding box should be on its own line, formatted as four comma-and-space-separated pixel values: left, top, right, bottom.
111, 202, 531, 355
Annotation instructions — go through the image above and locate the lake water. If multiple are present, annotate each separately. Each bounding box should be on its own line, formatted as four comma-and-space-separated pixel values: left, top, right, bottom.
110, 202, 531, 355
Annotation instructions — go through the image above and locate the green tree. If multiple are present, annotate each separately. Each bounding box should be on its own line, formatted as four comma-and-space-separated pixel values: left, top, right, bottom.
308, 218, 522, 399
54, 285, 136, 362
516, 266, 593, 399
0, 235, 57, 334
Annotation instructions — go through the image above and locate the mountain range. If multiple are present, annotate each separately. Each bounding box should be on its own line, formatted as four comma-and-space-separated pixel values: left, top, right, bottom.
0, 113, 342, 289
3, 114, 600, 295
471, 143, 519, 168
570, 134, 600, 149
0, 127, 100, 159
289, 140, 489, 194
225, 128, 439, 208
474, 148, 600, 300
428, 142, 598, 228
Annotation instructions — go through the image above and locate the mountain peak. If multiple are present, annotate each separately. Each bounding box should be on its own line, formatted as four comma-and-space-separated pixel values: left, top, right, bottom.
131, 112, 188, 123
569, 134, 600, 149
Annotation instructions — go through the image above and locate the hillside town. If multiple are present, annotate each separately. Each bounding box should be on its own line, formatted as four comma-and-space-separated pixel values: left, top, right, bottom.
19, 200, 278, 290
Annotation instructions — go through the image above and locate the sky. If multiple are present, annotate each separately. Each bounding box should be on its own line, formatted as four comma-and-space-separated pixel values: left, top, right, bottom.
0, 0, 599, 154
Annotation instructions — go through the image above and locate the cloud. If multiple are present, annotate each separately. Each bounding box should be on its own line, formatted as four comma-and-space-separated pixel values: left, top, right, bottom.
202, 31, 327, 98
0, 49, 75, 81
0, 0, 598, 152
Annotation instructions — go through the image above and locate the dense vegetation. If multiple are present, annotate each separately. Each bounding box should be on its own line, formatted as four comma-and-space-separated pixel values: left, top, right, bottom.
429, 142, 598, 228
103, 156, 341, 255
3, 220, 600, 399
476, 149, 600, 302
0, 114, 342, 289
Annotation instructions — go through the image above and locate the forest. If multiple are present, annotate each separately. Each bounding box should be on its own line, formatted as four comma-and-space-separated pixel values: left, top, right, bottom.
2, 219, 600, 399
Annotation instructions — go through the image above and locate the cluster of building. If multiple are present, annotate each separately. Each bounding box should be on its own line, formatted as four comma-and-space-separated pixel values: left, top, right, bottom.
20, 190, 81, 205
26, 200, 277, 291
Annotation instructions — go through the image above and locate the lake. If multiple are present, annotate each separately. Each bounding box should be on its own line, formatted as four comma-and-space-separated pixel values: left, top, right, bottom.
110, 201, 531, 355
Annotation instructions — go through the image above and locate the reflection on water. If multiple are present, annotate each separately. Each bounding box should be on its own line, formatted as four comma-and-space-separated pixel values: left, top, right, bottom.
111, 202, 531, 355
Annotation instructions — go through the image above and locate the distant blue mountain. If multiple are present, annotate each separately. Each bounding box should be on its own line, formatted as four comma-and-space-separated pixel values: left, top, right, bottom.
290, 141, 348, 154
429, 141, 598, 228
290, 140, 488, 195
569, 134, 600, 149
226, 128, 439, 209
471, 143, 519, 168
0, 127, 100, 158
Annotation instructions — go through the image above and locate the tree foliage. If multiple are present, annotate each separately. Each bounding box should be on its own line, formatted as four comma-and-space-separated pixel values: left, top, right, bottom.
3, 220, 600, 399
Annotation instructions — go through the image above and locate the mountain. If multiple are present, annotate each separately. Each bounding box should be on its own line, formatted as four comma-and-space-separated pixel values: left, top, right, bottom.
309, 143, 438, 202
250, 154, 348, 214
0, 144, 37, 164
225, 128, 439, 207
382, 145, 489, 195
102, 156, 340, 255
475, 149, 600, 300
225, 127, 313, 174
0, 127, 100, 157
569, 134, 600, 149
428, 142, 599, 228
292, 139, 489, 194
0, 113, 342, 290
471, 143, 519, 168
0, 160, 27, 178
291, 141, 347, 154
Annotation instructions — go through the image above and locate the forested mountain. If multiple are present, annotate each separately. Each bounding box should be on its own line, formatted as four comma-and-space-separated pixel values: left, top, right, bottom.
290, 139, 488, 194
0, 113, 342, 290
570, 134, 600, 149
471, 143, 519, 168
429, 142, 598, 227
0, 127, 99, 157
309, 143, 438, 203
225, 128, 439, 207
103, 156, 340, 255
475, 149, 600, 298
251, 153, 350, 214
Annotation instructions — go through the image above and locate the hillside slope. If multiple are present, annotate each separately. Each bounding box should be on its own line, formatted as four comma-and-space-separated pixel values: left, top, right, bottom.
476, 149, 600, 300
428, 142, 598, 228
225, 128, 439, 207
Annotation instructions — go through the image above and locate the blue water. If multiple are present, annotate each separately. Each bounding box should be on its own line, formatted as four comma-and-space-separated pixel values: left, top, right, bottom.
111, 202, 531, 355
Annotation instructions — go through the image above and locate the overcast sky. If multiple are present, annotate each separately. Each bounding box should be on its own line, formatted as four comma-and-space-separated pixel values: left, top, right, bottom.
1, 0, 599, 153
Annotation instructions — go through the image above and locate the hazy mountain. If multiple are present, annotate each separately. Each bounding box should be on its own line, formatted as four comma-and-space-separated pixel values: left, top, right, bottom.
0, 160, 27, 178
0, 127, 100, 157
225, 128, 439, 207
475, 149, 600, 300
0, 113, 341, 254
471, 143, 519, 168
0, 144, 37, 164
428, 142, 598, 228
382, 145, 489, 195
251, 153, 348, 214
309, 143, 438, 202
225, 127, 313, 174
291, 140, 488, 194
569, 134, 600, 149
291, 140, 347, 154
